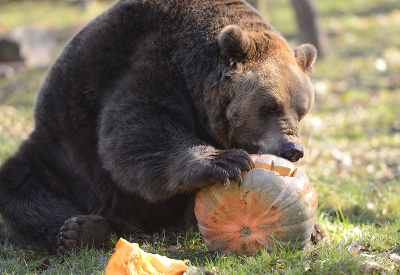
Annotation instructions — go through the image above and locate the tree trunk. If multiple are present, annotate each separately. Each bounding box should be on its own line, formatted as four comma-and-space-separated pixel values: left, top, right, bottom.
290, 0, 329, 58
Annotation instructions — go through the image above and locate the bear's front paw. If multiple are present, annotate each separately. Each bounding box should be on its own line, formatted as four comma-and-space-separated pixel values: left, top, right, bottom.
57, 215, 114, 256
211, 149, 253, 188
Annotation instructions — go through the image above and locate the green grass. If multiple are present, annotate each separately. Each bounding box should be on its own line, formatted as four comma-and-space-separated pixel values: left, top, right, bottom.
0, 1, 115, 36
1, 0, 400, 274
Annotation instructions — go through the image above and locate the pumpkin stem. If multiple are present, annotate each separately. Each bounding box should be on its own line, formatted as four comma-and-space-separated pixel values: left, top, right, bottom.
240, 228, 251, 237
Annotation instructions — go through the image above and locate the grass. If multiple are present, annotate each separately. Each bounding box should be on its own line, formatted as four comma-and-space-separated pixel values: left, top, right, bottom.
1, 0, 400, 274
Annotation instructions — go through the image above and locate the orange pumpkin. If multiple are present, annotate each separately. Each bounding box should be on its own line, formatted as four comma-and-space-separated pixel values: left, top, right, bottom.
105, 238, 189, 275
194, 154, 318, 255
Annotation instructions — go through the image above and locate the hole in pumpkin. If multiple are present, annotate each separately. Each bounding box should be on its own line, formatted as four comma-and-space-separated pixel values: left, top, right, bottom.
253, 161, 296, 177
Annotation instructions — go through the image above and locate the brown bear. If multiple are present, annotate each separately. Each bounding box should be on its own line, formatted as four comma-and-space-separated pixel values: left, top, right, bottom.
0, 0, 318, 255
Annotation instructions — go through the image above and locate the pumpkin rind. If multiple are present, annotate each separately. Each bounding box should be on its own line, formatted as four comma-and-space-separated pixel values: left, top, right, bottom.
194, 154, 318, 255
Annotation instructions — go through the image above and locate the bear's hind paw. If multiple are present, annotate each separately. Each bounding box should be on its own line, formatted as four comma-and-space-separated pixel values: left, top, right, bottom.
57, 215, 114, 256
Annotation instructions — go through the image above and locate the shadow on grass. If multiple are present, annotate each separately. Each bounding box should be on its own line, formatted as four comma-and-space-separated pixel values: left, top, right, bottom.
326, 205, 386, 225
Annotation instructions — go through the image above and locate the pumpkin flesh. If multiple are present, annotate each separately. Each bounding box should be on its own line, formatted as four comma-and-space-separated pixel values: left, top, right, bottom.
194, 154, 318, 255
105, 238, 189, 275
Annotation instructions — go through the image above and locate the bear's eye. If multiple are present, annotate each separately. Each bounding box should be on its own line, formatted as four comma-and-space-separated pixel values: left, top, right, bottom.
259, 105, 283, 117
297, 107, 308, 121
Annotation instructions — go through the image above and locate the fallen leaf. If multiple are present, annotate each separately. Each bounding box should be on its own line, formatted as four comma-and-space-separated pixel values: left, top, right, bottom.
347, 244, 371, 256
269, 260, 287, 272
269, 260, 284, 267
303, 258, 312, 272
363, 261, 389, 274
35, 258, 50, 271
389, 253, 400, 262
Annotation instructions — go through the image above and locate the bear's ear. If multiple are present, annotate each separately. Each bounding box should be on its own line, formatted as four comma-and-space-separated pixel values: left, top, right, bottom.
294, 44, 317, 72
218, 25, 250, 59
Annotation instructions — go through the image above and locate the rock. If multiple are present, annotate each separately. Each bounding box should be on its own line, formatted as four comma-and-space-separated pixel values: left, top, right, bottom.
0, 27, 57, 69
0, 63, 15, 78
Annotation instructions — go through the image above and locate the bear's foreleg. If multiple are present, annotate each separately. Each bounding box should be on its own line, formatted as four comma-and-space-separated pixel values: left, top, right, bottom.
99, 93, 254, 202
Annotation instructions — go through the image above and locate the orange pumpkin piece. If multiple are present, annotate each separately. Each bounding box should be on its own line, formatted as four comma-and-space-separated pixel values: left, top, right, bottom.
194, 154, 318, 255
106, 238, 189, 275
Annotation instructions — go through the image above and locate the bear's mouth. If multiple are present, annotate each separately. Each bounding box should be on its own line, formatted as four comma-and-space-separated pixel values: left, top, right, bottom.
231, 141, 302, 162
250, 147, 303, 163
231, 143, 279, 157
253, 146, 280, 159
256, 148, 287, 161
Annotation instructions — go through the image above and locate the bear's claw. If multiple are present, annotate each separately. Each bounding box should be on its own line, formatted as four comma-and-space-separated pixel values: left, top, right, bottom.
213, 149, 253, 186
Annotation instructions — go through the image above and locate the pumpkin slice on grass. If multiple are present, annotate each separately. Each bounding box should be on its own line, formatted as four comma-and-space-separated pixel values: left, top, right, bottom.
194, 154, 318, 255
106, 238, 189, 275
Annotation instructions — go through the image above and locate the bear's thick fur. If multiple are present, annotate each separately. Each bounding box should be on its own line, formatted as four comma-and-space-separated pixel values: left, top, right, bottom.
0, 0, 317, 255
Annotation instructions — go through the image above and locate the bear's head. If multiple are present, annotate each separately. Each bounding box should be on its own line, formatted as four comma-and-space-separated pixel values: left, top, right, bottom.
206, 25, 317, 162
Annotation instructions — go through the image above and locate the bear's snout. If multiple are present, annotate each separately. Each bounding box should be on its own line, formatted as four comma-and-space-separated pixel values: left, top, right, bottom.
280, 142, 304, 162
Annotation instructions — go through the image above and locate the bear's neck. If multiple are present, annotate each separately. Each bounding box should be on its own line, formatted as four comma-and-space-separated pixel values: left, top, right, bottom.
164, 0, 275, 148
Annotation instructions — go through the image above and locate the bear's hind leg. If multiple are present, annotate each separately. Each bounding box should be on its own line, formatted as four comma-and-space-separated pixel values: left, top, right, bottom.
0, 190, 83, 251
0, 150, 114, 253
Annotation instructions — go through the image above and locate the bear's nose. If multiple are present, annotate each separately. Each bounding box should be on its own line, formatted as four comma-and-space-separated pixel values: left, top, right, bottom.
280, 142, 304, 162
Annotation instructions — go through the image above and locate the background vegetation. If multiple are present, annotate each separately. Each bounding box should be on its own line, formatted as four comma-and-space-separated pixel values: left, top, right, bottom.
0, 0, 399, 274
